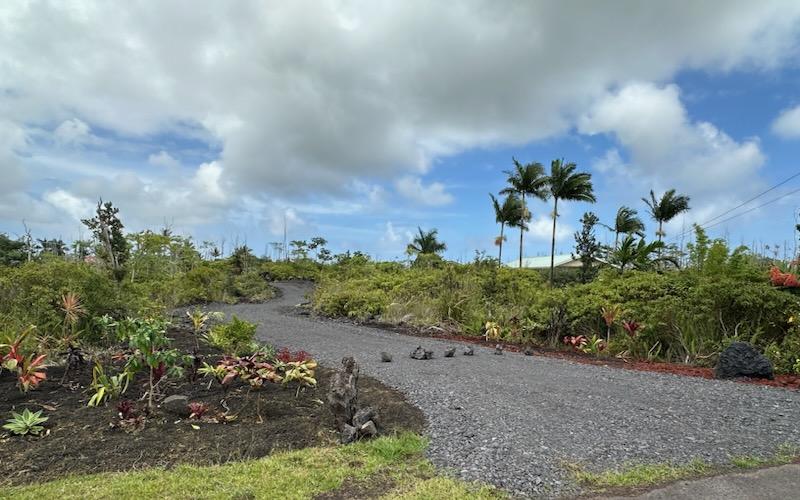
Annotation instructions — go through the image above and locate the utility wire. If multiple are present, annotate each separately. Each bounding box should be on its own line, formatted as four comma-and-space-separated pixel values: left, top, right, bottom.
670, 170, 800, 241
671, 185, 800, 241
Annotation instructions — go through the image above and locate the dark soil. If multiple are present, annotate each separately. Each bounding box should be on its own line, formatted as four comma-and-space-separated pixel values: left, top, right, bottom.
321, 312, 800, 391
0, 323, 425, 486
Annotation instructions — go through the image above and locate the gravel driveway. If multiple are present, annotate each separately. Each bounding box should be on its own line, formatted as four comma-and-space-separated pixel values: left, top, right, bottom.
219, 281, 800, 498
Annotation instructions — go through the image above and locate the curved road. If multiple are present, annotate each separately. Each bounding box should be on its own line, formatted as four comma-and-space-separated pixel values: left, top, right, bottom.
219, 282, 800, 497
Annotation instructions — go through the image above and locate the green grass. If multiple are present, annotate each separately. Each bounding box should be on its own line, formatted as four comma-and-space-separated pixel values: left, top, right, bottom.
572, 444, 800, 492
571, 459, 712, 489
5, 433, 503, 500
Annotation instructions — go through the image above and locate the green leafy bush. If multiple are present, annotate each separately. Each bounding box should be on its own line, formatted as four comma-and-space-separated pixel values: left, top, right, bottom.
232, 271, 275, 302
207, 315, 258, 355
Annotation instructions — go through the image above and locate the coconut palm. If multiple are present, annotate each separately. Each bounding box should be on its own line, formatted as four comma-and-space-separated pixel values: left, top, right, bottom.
406, 227, 447, 256
602, 206, 645, 248
546, 159, 596, 284
642, 189, 691, 242
489, 193, 524, 264
500, 158, 549, 268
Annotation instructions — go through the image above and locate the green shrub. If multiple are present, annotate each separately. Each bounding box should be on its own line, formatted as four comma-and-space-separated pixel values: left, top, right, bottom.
232, 271, 274, 302
207, 315, 258, 355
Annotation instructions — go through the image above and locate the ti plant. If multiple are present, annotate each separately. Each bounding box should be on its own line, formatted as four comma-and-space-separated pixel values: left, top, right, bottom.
600, 304, 623, 343
484, 321, 501, 341
3, 409, 48, 436
621, 320, 642, 338
60, 291, 86, 347
280, 359, 318, 396
198, 362, 227, 389
186, 308, 220, 351
188, 402, 210, 420
1, 326, 47, 393
88, 362, 130, 407
581, 334, 607, 355
119, 318, 188, 410
218, 352, 282, 387
563, 335, 588, 350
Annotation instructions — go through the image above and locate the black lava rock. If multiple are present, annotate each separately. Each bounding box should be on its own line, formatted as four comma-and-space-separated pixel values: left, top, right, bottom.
715, 342, 774, 380
380, 351, 393, 362
463, 346, 474, 356
444, 347, 456, 357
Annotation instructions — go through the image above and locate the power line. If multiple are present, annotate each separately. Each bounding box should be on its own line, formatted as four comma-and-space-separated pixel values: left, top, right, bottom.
674, 185, 800, 240
670, 170, 800, 241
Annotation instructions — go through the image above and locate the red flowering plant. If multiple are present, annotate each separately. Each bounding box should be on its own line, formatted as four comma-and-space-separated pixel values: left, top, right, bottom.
770, 266, 800, 288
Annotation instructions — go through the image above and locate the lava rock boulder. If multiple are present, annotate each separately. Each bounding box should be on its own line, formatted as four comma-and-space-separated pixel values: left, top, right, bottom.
715, 342, 774, 380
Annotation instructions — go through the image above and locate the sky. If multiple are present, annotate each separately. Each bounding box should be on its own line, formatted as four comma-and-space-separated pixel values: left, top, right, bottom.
3, 1, 800, 262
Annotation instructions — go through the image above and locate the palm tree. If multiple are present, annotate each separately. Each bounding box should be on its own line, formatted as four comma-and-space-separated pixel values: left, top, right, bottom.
406, 227, 447, 256
489, 193, 524, 264
602, 206, 645, 248
500, 158, 549, 268
642, 189, 691, 242
607, 234, 677, 273
546, 159, 596, 284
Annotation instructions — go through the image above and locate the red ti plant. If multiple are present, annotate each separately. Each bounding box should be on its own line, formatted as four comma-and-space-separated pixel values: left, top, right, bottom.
188, 402, 210, 420
276, 348, 312, 363
563, 335, 588, 351
117, 400, 137, 420
621, 320, 642, 338
1, 327, 47, 393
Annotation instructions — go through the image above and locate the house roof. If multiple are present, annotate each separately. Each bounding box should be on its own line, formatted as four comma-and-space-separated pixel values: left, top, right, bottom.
503, 254, 577, 269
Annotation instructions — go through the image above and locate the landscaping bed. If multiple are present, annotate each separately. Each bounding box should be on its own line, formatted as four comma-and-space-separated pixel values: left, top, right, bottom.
0, 323, 425, 486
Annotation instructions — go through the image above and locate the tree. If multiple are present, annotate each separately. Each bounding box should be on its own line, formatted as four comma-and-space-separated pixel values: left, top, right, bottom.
289, 240, 308, 261
82, 200, 128, 277
642, 189, 691, 242
489, 193, 524, 264
546, 159, 596, 284
308, 237, 328, 262
406, 227, 446, 256
603, 206, 645, 248
500, 158, 549, 268
0, 233, 25, 266
607, 234, 676, 273
573, 212, 600, 283
36, 238, 68, 257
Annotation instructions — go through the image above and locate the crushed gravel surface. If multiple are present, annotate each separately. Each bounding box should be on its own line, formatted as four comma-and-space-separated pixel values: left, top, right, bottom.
218, 281, 800, 498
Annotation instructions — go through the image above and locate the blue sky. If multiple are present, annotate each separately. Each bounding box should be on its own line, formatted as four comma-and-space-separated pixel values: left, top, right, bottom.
2, 1, 800, 262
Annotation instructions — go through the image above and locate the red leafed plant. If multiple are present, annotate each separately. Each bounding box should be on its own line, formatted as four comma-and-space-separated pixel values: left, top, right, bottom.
276, 348, 312, 363
563, 335, 588, 350
188, 402, 210, 419
219, 353, 282, 387
621, 320, 642, 337
117, 400, 137, 420
770, 266, 800, 288
2, 327, 47, 393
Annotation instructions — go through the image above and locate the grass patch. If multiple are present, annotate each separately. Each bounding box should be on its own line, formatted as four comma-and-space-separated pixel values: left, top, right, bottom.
730, 444, 800, 469
572, 459, 711, 489
5, 433, 502, 500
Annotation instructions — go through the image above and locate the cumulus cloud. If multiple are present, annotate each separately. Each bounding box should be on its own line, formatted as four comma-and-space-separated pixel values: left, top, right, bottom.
579, 82, 764, 193
1, 1, 798, 198
42, 189, 94, 220
772, 105, 800, 138
0, 120, 27, 194
395, 176, 454, 206
527, 214, 572, 242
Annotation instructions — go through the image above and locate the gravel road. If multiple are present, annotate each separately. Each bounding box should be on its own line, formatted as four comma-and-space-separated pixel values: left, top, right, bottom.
218, 281, 800, 498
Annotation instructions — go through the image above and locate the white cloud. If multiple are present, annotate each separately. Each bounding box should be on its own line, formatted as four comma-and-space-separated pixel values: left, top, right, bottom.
148, 150, 180, 168
772, 105, 800, 138
0, 1, 797, 199
527, 214, 572, 242
53, 118, 92, 146
42, 189, 94, 221
0, 119, 27, 194
579, 82, 764, 194
395, 176, 454, 206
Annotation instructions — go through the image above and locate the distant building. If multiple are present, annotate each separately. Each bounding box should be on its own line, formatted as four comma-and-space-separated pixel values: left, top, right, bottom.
503, 254, 604, 269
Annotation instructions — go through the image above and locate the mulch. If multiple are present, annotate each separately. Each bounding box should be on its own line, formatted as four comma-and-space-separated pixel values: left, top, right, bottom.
0, 324, 425, 486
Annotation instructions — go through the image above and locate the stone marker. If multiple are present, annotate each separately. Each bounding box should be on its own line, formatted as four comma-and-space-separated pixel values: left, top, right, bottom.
494, 344, 504, 355
410, 345, 433, 360
380, 351, 393, 362
463, 345, 474, 356
444, 347, 456, 357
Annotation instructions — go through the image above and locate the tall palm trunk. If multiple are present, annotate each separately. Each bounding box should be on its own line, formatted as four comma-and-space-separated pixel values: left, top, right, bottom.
498, 222, 505, 263
657, 220, 663, 242
549, 197, 559, 285
614, 231, 619, 249
519, 193, 526, 268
